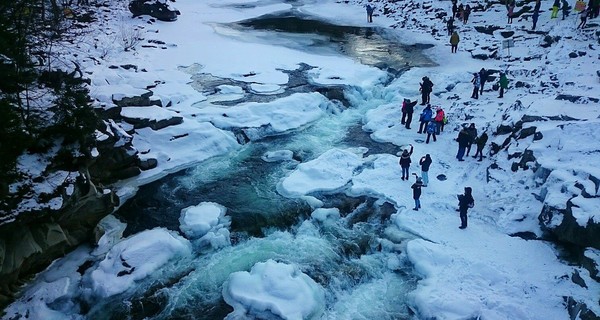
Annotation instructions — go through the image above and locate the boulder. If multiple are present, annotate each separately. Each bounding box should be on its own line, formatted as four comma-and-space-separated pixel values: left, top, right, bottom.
128, 0, 180, 22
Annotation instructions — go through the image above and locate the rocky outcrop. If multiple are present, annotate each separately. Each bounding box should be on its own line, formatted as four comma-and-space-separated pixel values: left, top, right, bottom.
113, 90, 162, 108
0, 176, 118, 307
128, 0, 180, 22
539, 200, 600, 250
89, 120, 142, 184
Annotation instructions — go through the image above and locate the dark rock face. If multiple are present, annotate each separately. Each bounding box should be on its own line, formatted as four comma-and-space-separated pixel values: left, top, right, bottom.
113, 90, 162, 107
0, 178, 118, 307
539, 201, 600, 249
555, 94, 599, 103
565, 296, 599, 320
129, 0, 180, 22
138, 158, 158, 171
121, 111, 184, 130
474, 25, 502, 35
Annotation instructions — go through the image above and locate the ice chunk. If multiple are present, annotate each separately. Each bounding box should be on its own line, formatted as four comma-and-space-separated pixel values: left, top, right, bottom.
223, 259, 325, 320
89, 228, 191, 298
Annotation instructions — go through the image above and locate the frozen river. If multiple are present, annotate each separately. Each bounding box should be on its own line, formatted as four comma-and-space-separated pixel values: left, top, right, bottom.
4, 5, 436, 320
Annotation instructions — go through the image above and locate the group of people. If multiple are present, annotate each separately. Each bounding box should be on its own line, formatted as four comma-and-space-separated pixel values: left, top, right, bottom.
401, 97, 446, 144
535, 0, 597, 30
400, 148, 475, 228
397, 70, 499, 227
470, 68, 509, 99
455, 123, 488, 162
452, 1, 472, 24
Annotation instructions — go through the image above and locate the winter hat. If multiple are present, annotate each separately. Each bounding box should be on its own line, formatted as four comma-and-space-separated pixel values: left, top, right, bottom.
464, 187, 472, 195
417, 177, 423, 183
402, 150, 409, 155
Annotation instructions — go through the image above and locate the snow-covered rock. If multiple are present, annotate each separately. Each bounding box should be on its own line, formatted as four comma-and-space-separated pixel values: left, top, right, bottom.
222, 259, 325, 320
87, 228, 191, 298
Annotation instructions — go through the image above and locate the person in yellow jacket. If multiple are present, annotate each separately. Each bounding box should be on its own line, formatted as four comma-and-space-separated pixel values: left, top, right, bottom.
450, 31, 460, 53
551, 0, 560, 18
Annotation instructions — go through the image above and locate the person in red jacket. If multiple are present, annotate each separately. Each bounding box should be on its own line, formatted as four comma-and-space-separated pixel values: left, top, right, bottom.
433, 106, 445, 134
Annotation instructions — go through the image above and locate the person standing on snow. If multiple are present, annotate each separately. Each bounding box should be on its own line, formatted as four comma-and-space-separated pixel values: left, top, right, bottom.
458, 187, 475, 229
452, 0, 458, 18
457, 3, 464, 20
366, 4, 375, 23
463, 4, 472, 23
419, 76, 434, 105
434, 106, 445, 134
578, 7, 590, 28
450, 31, 460, 53
401, 99, 409, 125
456, 127, 470, 161
498, 72, 509, 98
471, 72, 480, 99
418, 104, 433, 134
403, 99, 417, 129
399, 144, 414, 181
419, 154, 432, 187
465, 123, 478, 157
479, 68, 487, 95
507, 0, 516, 23
532, 9, 540, 30
551, 0, 560, 18
561, 0, 570, 19
426, 121, 437, 143
411, 177, 424, 211
447, 16, 455, 36
472, 132, 488, 161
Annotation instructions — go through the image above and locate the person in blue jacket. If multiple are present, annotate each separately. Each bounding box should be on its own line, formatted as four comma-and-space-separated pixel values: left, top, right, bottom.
426, 121, 437, 143
417, 104, 433, 134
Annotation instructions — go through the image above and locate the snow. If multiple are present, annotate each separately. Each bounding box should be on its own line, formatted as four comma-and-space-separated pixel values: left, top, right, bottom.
178, 202, 232, 251
222, 259, 325, 320
261, 150, 294, 162
120, 105, 180, 122
279, 148, 365, 197
87, 228, 191, 298
310, 207, 341, 223
6, 0, 600, 318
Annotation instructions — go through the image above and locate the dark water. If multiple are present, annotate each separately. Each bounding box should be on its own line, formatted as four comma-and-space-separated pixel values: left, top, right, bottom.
233, 12, 436, 73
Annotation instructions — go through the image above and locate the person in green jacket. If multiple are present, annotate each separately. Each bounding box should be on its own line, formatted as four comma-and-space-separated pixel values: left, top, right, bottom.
498, 72, 508, 98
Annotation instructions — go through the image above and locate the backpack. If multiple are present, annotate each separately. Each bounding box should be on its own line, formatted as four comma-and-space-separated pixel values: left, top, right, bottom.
426, 122, 436, 133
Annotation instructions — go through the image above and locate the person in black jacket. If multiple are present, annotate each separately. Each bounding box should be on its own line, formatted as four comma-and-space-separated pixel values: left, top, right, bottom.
419, 77, 434, 105
403, 99, 417, 129
419, 154, 432, 186
479, 68, 487, 95
465, 123, 478, 157
456, 127, 470, 161
458, 186, 474, 229
411, 177, 424, 211
472, 132, 488, 161
398, 145, 414, 180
